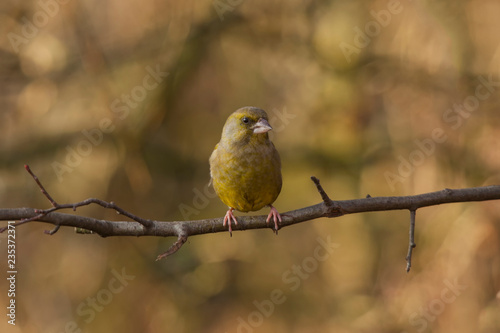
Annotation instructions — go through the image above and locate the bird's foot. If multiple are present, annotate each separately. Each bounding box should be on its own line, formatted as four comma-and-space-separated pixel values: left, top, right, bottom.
266, 205, 282, 235
223, 208, 238, 237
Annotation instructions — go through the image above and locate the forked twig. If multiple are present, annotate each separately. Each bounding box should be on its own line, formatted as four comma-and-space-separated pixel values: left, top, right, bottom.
0, 165, 154, 234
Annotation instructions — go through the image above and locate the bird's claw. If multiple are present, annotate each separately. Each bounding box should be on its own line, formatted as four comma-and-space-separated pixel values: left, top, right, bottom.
266, 205, 282, 235
223, 208, 238, 237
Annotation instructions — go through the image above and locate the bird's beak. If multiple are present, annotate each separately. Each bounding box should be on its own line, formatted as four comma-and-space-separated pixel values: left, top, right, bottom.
252, 118, 272, 134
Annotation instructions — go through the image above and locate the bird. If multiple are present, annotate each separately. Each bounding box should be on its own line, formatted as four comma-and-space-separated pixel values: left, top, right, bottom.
209, 106, 282, 236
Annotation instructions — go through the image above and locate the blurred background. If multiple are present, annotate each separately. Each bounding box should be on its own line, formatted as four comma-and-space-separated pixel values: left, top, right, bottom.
1, 0, 500, 332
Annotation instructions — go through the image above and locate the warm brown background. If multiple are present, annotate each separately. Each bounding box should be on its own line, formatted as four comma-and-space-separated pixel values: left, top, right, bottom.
1, 0, 500, 332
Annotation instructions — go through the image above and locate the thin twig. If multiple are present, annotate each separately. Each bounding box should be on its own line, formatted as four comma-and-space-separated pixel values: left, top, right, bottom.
311, 176, 332, 204
25, 165, 57, 207
45, 225, 60, 235
310, 176, 343, 217
406, 210, 417, 272
156, 235, 188, 261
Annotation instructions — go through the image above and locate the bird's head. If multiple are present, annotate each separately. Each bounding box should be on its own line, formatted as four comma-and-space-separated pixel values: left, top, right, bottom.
220, 107, 273, 146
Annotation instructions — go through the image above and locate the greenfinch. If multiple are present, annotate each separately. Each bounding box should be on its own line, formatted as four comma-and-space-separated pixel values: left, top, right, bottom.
209, 107, 282, 236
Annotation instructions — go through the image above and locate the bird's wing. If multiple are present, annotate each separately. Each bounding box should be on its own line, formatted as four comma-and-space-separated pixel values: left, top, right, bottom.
208, 143, 219, 187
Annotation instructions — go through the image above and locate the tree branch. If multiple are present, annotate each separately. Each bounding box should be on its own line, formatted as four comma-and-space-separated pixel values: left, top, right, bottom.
1, 166, 500, 267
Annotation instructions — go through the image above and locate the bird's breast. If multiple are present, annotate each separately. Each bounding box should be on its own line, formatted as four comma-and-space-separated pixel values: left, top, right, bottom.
210, 141, 282, 212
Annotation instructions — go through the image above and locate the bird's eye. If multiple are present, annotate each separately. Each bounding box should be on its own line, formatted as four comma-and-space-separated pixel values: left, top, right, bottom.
242, 117, 249, 124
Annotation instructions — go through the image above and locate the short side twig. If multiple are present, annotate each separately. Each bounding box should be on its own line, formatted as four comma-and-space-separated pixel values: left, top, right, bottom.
156, 235, 188, 261
311, 176, 332, 204
45, 225, 60, 235
310, 176, 343, 218
406, 210, 417, 272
